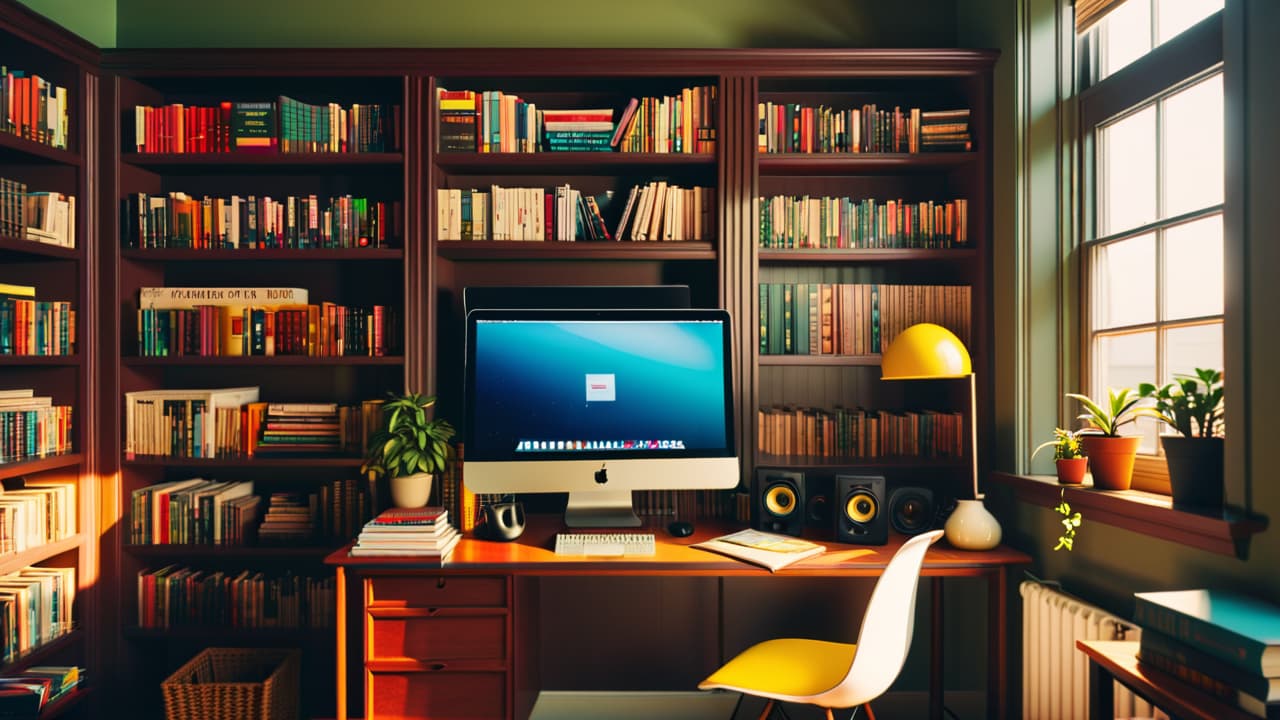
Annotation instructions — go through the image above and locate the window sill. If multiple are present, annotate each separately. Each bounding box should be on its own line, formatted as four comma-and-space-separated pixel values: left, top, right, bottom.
989, 472, 1267, 559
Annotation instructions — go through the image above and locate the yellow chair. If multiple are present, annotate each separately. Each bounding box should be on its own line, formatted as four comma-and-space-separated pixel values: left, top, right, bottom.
698, 529, 945, 720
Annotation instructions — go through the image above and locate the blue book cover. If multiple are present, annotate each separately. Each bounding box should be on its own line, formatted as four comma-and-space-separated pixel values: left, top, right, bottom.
1134, 589, 1280, 677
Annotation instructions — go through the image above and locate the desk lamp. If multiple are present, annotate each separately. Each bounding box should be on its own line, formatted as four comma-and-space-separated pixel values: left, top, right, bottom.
880, 323, 1000, 550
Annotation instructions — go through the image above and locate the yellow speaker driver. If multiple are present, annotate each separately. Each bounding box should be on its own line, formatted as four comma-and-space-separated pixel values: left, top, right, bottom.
764, 483, 798, 517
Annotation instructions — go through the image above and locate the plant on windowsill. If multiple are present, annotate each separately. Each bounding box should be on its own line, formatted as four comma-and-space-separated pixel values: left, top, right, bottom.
1138, 368, 1224, 513
1065, 388, 1144, 491
361, 392, 456, 509
1032, 427, 1089, 485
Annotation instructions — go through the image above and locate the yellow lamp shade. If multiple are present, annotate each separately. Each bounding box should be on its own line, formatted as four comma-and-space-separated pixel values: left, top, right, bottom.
881, 323, 972, 379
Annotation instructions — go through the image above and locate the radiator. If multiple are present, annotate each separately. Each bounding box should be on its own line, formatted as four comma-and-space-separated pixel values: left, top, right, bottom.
1020, 581, 1168, 720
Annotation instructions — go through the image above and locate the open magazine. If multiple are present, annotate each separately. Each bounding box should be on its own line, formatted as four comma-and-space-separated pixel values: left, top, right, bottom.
692, 529, 826, 572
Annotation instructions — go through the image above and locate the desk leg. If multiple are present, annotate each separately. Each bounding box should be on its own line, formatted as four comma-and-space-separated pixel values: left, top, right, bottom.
1088, 659, 1113, 720
987, 567, 1007, 720
336, 566, 347, 720
930, 578, 943, 720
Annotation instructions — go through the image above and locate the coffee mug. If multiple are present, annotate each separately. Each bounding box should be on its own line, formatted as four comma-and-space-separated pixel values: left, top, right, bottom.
478, 501, 525, 542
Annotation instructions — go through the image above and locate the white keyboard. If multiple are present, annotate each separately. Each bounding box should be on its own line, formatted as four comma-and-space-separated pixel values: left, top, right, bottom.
554, 532, 656, 557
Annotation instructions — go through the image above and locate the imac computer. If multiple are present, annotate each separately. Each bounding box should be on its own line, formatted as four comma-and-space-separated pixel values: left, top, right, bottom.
463, 307, 740, 527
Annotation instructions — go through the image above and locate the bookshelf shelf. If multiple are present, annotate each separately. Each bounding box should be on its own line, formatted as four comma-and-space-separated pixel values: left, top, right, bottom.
0, 236, 80, 260
122, 455, 364, 468
758, 354, 883, 366
124, 543, 343, 558
35, 685, 89, 720
436, 241, 716, 261
0, 130, 82, 166
0, 535, 84, 578
0, 355, 80, 367
122, 355, 404, 367
434, 152, 716, 174
758, 248, 978, 264
120, 151, 404, 168
0, 454, 84, 483
757, 152, 976, 175
0, 630, 81, 675
120, 247, 404, 261
755, 453, 969, 470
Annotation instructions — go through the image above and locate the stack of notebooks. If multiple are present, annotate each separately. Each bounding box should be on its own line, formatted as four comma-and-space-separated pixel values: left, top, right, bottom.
1133, 589, 1279, 718
350, 506, 460, 559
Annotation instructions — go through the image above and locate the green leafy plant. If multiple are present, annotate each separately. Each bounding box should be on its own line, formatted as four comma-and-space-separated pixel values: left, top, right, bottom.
360, 392, 456, 479
1065, 387, 1144, 437
1053, 489, 1082, 552
1031, 427, 1087, 461
1137, 368, 1223, 439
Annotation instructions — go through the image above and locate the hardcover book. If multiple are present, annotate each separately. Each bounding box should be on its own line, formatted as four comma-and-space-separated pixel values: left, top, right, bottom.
1134, 589, 1280, 677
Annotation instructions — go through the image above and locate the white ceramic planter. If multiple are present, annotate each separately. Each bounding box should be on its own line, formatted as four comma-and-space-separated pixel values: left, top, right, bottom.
944, 499, 1002, 551
390, 472, 433, 508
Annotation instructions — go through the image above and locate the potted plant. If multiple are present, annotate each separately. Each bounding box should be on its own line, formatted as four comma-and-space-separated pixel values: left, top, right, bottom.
1065, 388, 1144, 491
1138, 368, 1224, 512
1032, 427, 1088, 485
361, 392, 456, 508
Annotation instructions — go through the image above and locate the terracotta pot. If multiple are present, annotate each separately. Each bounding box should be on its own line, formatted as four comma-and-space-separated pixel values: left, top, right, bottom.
1079, 435, 1141, 491
1055, 457, 1088, 485
1162, 436, 1224, 513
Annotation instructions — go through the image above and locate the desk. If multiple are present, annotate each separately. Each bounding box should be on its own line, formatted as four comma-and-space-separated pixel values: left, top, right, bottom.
326, 516, 1028, 720
1077, 640, 1260, 720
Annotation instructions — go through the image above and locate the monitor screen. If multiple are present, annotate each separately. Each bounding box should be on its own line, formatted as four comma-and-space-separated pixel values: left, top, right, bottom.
463, 308, 739, 527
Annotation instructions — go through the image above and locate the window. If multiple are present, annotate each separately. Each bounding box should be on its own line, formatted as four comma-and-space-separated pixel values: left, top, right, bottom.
1078, 0, 1223, 492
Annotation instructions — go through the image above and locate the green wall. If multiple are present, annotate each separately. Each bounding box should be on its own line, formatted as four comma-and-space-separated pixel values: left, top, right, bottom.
17, 0, 114, 48
113, 0, 957, 48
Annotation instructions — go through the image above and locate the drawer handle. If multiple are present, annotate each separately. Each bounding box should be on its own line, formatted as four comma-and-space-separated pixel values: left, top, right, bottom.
429, 663, 447, 671
427, 607, 441, 616
436, 577, 447, 589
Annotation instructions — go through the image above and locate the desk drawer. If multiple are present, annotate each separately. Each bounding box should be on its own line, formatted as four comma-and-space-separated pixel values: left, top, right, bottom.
367, 670, 506, 719
368, 575, 507, 608
370, 614, 507, 662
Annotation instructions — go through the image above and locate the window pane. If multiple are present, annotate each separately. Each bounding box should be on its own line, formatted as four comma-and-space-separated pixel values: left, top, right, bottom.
1095, 331, 1157, 451
1157, 0, 1223, 44
1163, 214, 1223, 320
1100, 0, 1153, 78
1162, 74, 1223, 218
1165, 323, 1223, 381
1094, 234, 1156, 328
1099, 106, 1157, 236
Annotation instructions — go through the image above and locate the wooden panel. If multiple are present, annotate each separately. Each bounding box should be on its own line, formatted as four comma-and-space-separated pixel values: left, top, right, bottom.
367, 670, 506, 720
369, 614, 506, 662
367, 575, 507, 608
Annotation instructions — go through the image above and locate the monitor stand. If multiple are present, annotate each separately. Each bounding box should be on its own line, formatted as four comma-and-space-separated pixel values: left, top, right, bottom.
564, 489, 642, 528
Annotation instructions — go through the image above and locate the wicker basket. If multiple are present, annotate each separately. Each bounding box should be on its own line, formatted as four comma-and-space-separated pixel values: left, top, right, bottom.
162, 647, 300, 720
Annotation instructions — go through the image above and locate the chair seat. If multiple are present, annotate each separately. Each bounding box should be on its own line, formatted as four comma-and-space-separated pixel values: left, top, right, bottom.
698, 638, 857, 701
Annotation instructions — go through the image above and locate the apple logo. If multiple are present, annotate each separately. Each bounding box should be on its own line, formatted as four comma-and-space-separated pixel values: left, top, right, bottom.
594, 465, 608, 484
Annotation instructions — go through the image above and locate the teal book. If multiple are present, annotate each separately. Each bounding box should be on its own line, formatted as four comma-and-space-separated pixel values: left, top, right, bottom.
1138, 628, 1278, 709
1134, 589, 1280, 677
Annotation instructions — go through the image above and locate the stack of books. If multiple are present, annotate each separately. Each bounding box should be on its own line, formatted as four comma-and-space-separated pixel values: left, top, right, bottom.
255, 402, 341, 455
350, 506, 460, 559
0, 665, 82, 717
1133, 589, 1279, 718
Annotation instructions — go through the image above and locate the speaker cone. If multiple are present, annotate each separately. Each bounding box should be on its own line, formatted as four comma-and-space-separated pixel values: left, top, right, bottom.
845, 491, 878, 523
765, 484, 798, 516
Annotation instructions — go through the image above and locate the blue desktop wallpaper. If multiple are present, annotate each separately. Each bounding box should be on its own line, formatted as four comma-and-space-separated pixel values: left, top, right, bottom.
469, 320, 730, 458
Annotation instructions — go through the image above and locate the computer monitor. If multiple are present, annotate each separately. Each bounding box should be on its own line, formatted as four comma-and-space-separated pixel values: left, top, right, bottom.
463, 307, 739, 527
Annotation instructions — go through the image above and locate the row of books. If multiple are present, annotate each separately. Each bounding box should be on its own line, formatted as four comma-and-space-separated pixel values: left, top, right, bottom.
758, 103, 971, 154
759, 282, 972, 356
436, 182, 713, 243
1, 67, 70, 150
349, 506, 460, 559
126, 192, 399, 250
0, 390, 73, 465
132, 98, 396, 154
0, 179, 75, 248
0, 480, 76, 557
136, 565, 334, 629
132, 481, 370, 547
1132, 589, 1279, 719
758, 406, 965, 459
436, 86, 716, 154
0, 283, 74, 356
135, 302, 394, 358
0, 566, 75, 664
0, 665, 81, 718
759, 195, 969, 249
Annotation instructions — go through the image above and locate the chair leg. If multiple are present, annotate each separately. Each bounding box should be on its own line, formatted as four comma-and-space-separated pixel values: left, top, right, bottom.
756, 699, 775, 720
862, 703, 877, 720
824, 709, 835, 720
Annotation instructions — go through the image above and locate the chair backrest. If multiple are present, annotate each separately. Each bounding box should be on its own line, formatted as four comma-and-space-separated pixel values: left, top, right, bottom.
823, 529, 944, 708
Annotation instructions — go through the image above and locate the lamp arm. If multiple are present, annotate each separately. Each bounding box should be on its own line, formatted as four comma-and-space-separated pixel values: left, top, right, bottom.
970, 372, 981, 500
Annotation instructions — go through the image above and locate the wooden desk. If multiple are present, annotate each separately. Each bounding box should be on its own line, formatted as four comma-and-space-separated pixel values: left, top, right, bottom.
1076, 640, 1260, 720
327, 517, 1029, 720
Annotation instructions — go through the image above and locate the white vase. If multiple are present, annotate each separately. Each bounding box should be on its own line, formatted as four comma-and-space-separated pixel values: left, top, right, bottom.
944, 499, 1002, 551
390, 472, 433, 508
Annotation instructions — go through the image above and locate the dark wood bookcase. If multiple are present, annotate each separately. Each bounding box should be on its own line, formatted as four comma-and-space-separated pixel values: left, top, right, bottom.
0, 2, 99, 715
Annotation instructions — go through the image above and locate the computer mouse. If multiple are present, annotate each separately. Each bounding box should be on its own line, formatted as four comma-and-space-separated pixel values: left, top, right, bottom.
667, 521, 695, 538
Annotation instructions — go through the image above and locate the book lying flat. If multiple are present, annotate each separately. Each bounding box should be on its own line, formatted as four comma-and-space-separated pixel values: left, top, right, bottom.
691, 529, 825, 572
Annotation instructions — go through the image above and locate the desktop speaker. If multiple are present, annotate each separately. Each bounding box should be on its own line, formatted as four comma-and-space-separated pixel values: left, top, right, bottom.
835, 475, 887, 545
803, 474, 835, 537
752, 469, 805, 537
888, 487, 936, 536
